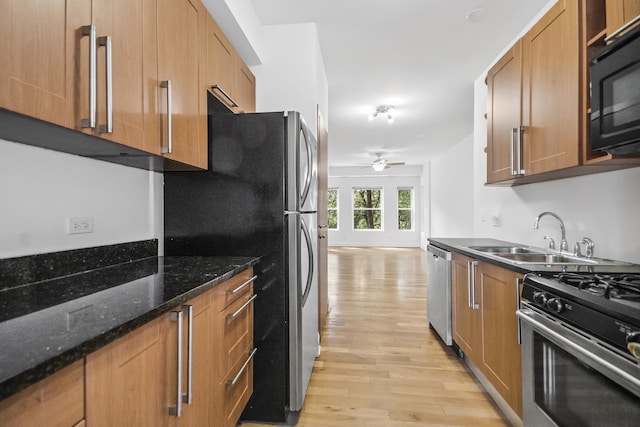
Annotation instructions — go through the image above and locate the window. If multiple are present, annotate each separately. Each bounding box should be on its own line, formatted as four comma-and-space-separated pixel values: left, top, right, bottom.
353, 188, 382, 230
398, 187, 413, 230
327, 189, 338, 229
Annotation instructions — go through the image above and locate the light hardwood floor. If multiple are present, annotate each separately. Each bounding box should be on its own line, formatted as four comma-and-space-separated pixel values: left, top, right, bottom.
241, 247, 509, 427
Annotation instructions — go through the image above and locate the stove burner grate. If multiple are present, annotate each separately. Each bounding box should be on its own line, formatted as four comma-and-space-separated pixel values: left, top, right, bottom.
555, 273, 640, 301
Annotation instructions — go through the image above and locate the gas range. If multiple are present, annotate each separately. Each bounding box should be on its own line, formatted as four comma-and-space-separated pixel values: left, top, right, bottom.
522, 272, 640, 362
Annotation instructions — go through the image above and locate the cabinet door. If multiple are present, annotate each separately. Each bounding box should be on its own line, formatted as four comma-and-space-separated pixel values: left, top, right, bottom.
157, 0, 207, 169
92, 0, 159, 154
451, 253, 480, 359
478, 262, 523, 417
86, 316, 167, 427
166, 292, 212, 427
522, 0, 580, 176
0, 360, 84, 427
0, 1, 90, 130
235, 62, 256, 113
486, 40, 522, 183
206, 14, 237, 111
606, 0, 640, 37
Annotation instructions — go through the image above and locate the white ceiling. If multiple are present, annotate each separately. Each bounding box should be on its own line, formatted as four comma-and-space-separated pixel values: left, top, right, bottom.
249, 0, 551, 168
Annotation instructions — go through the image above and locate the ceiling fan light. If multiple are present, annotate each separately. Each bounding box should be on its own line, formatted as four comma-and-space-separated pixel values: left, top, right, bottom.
372, 162, 386, 171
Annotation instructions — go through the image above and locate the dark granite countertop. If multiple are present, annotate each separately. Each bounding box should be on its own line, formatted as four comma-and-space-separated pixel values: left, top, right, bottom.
428, 237, 640, 274
0, 254, 259, 401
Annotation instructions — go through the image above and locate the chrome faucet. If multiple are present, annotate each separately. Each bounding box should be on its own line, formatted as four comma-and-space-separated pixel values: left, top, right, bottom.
533, 211, 568, 252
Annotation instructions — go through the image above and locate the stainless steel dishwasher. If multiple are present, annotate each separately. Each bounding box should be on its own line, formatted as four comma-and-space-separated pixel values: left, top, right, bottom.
426, 244, 452, 345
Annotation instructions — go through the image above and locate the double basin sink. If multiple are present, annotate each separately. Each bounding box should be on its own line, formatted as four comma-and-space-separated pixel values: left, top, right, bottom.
466, 245, 625, 266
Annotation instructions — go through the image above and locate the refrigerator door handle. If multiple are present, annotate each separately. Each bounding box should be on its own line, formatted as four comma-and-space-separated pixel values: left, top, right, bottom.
300, 217, 314, 307
300, 123, 313, 208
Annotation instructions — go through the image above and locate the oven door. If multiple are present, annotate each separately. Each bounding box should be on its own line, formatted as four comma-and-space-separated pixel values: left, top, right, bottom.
517, 304, 640, 427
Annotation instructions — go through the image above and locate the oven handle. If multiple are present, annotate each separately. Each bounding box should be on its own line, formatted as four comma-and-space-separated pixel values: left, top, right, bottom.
517, 308, 640, 394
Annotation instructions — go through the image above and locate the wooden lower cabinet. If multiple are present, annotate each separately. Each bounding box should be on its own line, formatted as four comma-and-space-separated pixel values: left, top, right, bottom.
212, 268, 255, 427
451, 253, 481, 358
451, 253, 523, 417
86, 267, 254, 427
0, 360, 84, 427
477, 262, 522, 416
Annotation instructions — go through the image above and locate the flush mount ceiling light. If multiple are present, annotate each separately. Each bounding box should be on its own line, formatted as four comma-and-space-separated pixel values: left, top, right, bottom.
368, 105, 395, 123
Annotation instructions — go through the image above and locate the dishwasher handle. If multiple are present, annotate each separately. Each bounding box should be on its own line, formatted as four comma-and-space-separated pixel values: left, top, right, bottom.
427, 245, 452, 261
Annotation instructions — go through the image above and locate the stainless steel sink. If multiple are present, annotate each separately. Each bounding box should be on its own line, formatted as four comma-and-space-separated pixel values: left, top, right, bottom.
465, 244, 629, 266
467, 246, 544, 255
496, 252, 598, 265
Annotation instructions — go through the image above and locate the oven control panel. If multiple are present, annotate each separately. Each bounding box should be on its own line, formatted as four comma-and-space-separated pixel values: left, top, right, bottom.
523, 282, 640, 360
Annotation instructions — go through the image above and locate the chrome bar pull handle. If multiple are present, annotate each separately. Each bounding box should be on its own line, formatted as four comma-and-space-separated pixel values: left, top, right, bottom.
470, 261, 479, 310
515, 278, 522, 345
226, 348, 257, 387
168, 310, 183, 417
466, 261, 472, 309
211, 85, 239, 108
516, 126, 525, 175
81, 25, 97, 129
183, 305, 193, 405
161, 80, 173, 154
98, 36, 113, 133
226, 294, 257, 320
605, 14, 640, 42
509, 127, 516, 176
227, 275, 258, 295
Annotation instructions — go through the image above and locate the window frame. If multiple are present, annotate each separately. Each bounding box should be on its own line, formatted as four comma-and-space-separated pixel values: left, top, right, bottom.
397, 186, 414, 231
352, 187, 383, 231
327, 188, 339, 230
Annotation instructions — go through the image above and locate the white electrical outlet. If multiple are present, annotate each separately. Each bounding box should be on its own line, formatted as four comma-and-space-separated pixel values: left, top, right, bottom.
491, 213, 502, 227
67, 217, 94, 234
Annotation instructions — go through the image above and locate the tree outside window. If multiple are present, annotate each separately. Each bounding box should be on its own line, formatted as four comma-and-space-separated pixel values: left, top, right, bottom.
327, 189, 338, 229
398, 187, 413, 230
353, 188, 382, 230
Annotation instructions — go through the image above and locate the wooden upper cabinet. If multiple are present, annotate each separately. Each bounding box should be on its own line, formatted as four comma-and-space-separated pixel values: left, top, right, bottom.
206, 13, 256, 113
485, 0, 581, 183
486, 40, 523, 184
207, 14, 237, 110
92, 0, 160, 154
235, 62, 256, 113
157, 0, 208, 169
606, 0, 640, 37
0, 0, 90, 130
521, 0, 580, 176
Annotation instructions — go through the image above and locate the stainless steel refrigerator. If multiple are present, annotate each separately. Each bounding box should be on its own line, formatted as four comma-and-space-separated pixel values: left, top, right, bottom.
163, 95, 319, 422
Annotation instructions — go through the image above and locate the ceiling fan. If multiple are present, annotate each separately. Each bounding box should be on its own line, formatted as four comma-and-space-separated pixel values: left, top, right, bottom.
361, 153, 406, 171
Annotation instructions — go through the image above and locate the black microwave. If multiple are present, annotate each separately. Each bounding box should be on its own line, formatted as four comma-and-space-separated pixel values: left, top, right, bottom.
590, 23, 640, 155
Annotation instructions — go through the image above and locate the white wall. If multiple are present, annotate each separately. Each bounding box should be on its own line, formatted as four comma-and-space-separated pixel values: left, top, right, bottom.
328, 166, 422, 247
0, 139, 162, 258
251, 23, 328, 136
428, 133, 474, 239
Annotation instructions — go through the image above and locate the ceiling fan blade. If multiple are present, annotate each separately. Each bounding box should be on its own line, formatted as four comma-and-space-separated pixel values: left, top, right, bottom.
386, 162, 405, 166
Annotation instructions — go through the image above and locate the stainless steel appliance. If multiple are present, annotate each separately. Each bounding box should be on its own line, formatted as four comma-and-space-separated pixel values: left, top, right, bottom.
426, 244, 452, 345
518, 272, 640, 426
164, 95, 319, 422
590, 20, 640, 155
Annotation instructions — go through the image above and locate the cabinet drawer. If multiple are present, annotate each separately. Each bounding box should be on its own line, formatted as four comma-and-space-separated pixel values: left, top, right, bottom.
213, 268, 255, 311
218, 347, 255, 427
0, 360, 84, 427
216, 289, 255, 381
